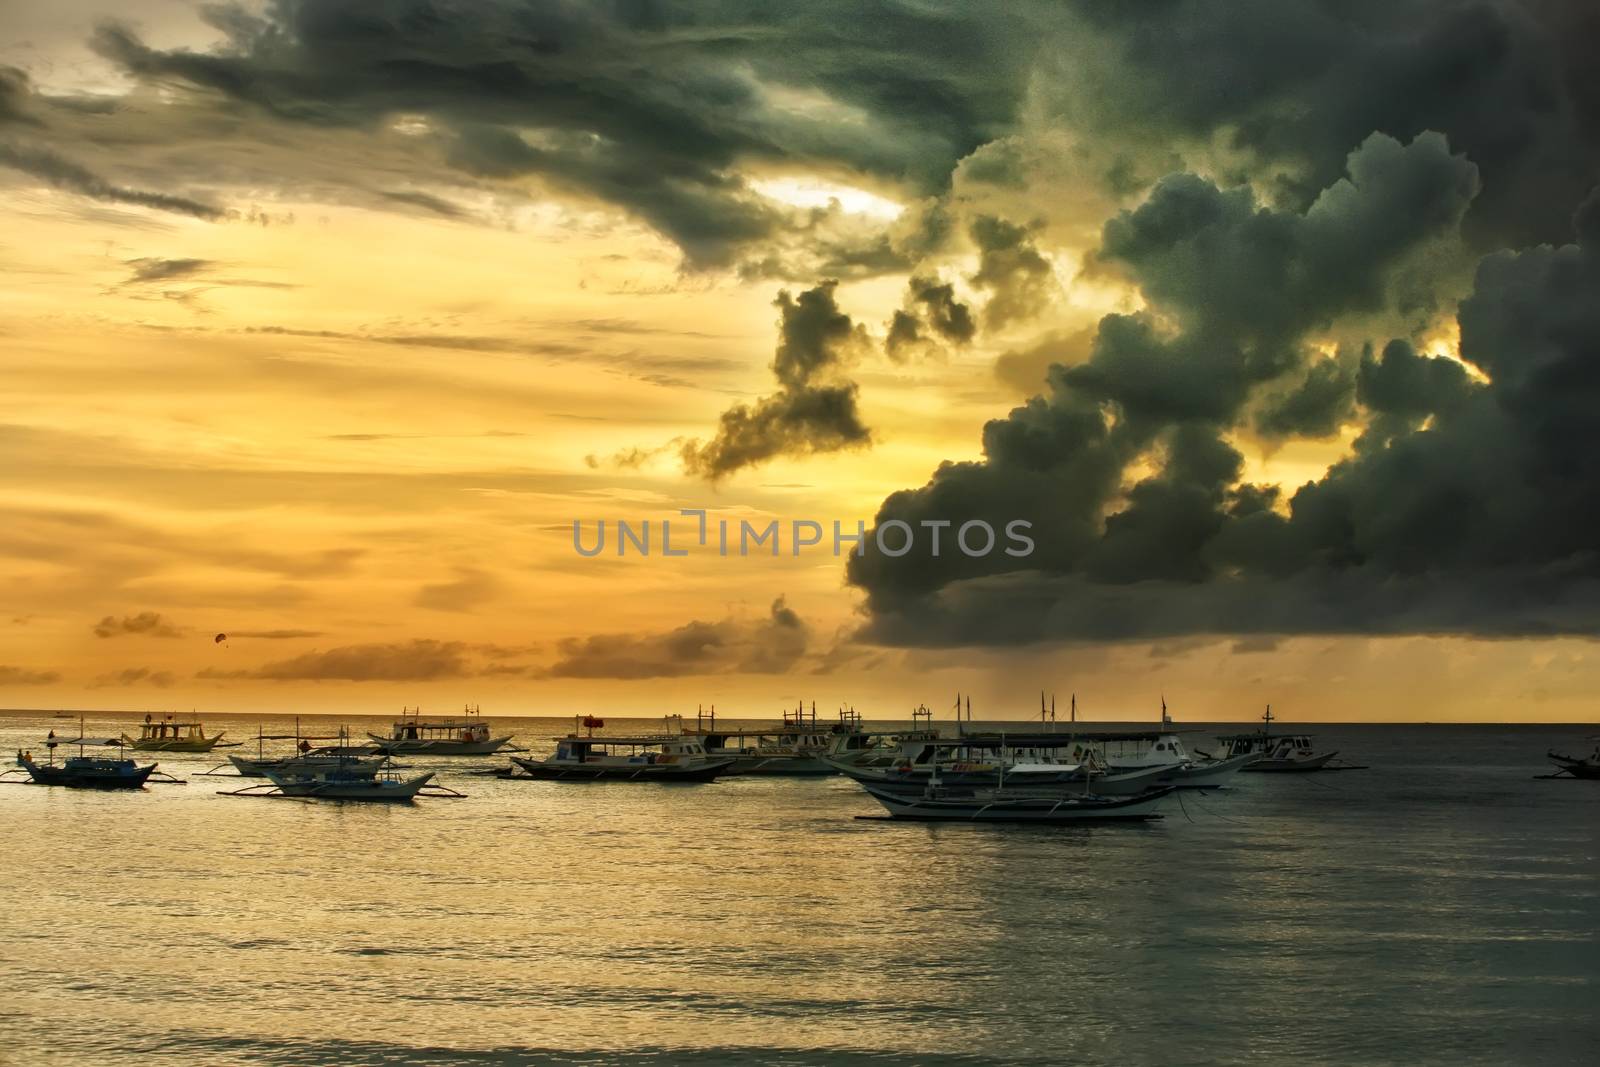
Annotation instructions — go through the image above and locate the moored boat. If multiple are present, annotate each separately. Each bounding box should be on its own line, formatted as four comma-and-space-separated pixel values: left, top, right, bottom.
1545, 739, 1600, 779
509, 726, 733, 781
121, 713, 231, 752
860, 781, 1174, 823
1091, 730, 1258, 787
263, 766, 436, 801
1202, 707, 1355, 772
368, 705, 514, 755
672, 703, 872, 776
12, 730, 158, 789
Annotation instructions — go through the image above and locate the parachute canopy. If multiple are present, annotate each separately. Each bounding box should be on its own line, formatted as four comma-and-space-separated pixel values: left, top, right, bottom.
214, 633, 227, 643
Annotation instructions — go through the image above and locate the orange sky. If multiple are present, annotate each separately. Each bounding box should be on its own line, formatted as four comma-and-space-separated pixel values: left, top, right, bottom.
3, 2, 1597, 722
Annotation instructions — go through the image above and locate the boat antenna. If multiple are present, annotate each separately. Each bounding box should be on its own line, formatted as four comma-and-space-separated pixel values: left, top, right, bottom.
1263, 704, 1274, 735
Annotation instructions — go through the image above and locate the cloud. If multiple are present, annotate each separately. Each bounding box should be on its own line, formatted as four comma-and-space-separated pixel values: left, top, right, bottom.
121, 257, 213, 285
0, 141, 224, 219
846, 132, 1600, 644
1034, 0, 1600, 251
969, 216, 1058, 329
414, 567, 501, 612
681, 281, 871, 479
0, 665, 60, 685
93, 611, 183, 639
93, 667, 177, 688
203, 639, 475, 681
885, 274, 976, 359
541, 596, 809, 679
78, 2, 1044, 270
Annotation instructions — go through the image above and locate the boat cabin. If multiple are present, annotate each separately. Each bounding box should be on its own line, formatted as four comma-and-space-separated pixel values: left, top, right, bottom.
1215, 732, 1317, 760
386, 706, 492, 744
552, 736, 712, 765
132, 717, 211, 744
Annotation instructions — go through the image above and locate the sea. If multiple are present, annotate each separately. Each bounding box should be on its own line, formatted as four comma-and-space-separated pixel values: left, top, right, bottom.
0, 711, 1595, 1066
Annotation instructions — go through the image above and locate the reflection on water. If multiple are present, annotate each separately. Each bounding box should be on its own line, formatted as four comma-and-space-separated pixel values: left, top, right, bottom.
1, 714, 1596, 1065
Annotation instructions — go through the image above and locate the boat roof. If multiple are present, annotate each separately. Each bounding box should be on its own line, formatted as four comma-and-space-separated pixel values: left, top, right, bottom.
1215, 731, 1314, 741
927, 730, 1187, 745
555, 734, 697, 745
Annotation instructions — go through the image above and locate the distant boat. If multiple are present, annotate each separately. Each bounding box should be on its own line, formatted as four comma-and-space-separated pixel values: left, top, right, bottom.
1545, 739, 1600, 779
122, 714, 231, 752
14, 730, 157, 790
860, 781, 1175, 823
368, 705, 514, 755
509, 727, 733, 781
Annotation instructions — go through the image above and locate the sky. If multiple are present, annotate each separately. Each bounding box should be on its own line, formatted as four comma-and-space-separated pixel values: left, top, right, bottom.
2, 0, 1599, 721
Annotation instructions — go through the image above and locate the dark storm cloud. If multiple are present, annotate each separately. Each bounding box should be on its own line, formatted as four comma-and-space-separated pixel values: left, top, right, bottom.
1044, 0, 1600, 250
0, 141, 225, 219
885, 274, 976, 360
81, 0, 1051, 269
540, 596, 808, 679
847, 133, 1600, 643
682, 281, 870, 479
968, 216, 1058, 328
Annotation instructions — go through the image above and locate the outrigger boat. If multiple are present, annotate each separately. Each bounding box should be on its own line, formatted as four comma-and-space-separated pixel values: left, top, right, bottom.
1544, 739, 1600, 780
508, 718, 734, 781
262, 765, 438, 801
1201, 707, 1362, 771
1090, 730, 1258, 787
824, 737, 1171, 797
6, 724, 176, 789
671, 703, 875, 776
859, 780, 1175, 823
223, 724, 387, 779
217, 730, 463, 801
368, 705, 516, 756
121, 713, 234, 752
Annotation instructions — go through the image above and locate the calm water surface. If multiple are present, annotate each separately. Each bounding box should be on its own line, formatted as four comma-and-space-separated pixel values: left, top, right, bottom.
1, 714, 1596, 1065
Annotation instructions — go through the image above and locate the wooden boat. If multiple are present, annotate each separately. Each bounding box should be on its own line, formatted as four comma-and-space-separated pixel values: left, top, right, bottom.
1545, 739, 1600, 779
509, 729, 733, 781
670, 703, 873, 776
121, 714, 231, 752
1203, 709, 1352, 772
13, 731, 157, 789
860, 781, 1174, 823
368, 705, 514, 755
263, 766, 436, 801
223, 723, 385, 778
825, 751, 1170, 797
1088, 730, 1259, 787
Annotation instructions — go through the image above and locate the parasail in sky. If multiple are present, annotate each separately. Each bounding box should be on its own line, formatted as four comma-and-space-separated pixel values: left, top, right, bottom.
214, 633, 227, 644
